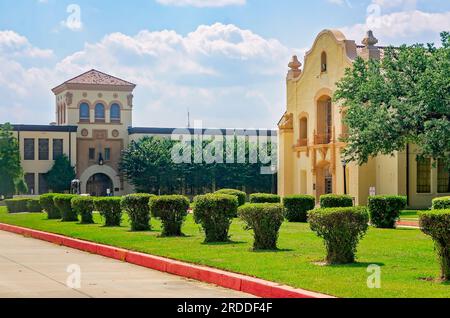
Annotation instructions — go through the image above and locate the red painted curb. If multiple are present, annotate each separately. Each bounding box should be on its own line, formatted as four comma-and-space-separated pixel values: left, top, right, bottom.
0, 223, 334, 299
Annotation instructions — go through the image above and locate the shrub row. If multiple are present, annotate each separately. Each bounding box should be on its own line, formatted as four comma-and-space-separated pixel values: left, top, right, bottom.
249, 193, 281, 204
5, 198, 42, 213
419, 209, 450, 281
308, 206, 369, 264
432, 196, 450, 210
39, 194, 61, 219
368, 195, 407, 228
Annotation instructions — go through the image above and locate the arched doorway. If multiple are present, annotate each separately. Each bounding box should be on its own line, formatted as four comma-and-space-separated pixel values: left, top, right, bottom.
86, 173, 113, 197
316, 162, 333, 201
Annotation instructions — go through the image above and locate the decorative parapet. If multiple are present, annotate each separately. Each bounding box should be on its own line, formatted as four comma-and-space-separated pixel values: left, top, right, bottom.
287, 55, 302, 80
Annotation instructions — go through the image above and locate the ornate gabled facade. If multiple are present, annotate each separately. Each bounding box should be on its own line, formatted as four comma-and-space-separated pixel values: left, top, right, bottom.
278, 30, 449, 208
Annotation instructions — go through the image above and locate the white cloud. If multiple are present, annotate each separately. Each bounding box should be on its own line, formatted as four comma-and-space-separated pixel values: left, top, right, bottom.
340, 9, 450, 45
0, 30, 53, 58
156, 0, 246, 7
0, 24, 290, 129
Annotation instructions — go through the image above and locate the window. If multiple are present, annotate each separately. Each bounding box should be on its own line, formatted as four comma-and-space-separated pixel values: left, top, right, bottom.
110, 103, 121, 122
80, 103, 90, 121
24, 173, 35, 195
38, 139, 49, 160
321, 51, 327, 73
24, 139, 35, 160
416, 157, 431, 193
95, 103, 105, 121
89, 148, 95, 161
437, 160, 450, 193
53, 139, 63, 160
104, 147, 111, 161
38, 173, 48, 195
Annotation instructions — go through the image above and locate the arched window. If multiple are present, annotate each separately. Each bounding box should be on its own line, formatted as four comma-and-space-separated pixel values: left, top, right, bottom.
95, 103, 105, 121
321, 51, 327, 73
110, 103, 121, 122
299, 117, 308, 146
80, 103, 90, 121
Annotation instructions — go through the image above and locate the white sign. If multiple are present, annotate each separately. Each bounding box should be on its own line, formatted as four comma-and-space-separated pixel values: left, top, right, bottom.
369, 187, 376, 196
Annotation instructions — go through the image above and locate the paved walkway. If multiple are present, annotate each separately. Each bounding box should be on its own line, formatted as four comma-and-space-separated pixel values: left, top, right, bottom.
0, 230, 253, 298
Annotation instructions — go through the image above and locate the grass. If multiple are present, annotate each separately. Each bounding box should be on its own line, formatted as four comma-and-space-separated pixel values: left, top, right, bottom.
400, 210, 424, 221
0, 207, 448, 298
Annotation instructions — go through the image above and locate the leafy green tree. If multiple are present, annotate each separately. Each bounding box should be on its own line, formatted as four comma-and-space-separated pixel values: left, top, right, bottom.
119, 135, 275, 195
44, 154, 76, 193
0, 123, 23, 197
334, 32, 450, 170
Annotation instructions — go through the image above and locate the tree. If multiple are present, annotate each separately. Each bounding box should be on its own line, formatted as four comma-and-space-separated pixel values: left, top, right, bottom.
119, 136, 176, 194
45, 154, 76, 193
119, 135, 275, 195
0, 123, 23, 197
334, 32, 450, 170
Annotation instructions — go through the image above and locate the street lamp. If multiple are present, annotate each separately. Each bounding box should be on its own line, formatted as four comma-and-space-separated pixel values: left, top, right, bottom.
341, 159, 347, 195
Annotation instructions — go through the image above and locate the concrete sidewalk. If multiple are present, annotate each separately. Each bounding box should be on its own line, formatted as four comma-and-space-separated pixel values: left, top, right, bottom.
0, 230, 253, 298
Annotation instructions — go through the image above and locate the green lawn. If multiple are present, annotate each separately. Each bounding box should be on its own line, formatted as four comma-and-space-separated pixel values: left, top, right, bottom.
400, 210, 424, 221
0, 207, 448, 298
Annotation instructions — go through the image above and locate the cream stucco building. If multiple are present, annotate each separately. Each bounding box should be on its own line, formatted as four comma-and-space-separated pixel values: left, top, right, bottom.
277, 30, 449, 209
11, 69, 276, 197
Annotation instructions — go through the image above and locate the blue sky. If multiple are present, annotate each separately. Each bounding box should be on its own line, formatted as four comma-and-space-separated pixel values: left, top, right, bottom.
0, 0, 449, 128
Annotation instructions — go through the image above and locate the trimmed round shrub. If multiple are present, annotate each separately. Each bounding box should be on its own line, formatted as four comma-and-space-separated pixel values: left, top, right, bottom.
39, 193, 60, 219
308, 207, 369, 264
54, 194, 78, 222
419, 209, 450, 281
121, 193, 154, 231
283, 195, 315, 222
149, 195, 190, 237
368, 195, 407, 228
249, 193, 281, 204
71, 196, 94, 224
320, 194, 353, 208
26, 198, 42, 213
193, 194, 238, 242
5, 198, 31, 213
432, 197, 450, 210
238, 203, 284, 250
215, 189, 246, 207
95, 197, 123, 227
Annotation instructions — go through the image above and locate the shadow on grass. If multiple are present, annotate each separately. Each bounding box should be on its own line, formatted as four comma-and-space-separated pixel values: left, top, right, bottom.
328, 261, 386, 268
201, 240, 247, 246
251, 248, 294, 253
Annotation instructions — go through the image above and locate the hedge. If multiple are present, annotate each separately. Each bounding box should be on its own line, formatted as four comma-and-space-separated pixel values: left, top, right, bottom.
308, 206, 369, 264
368, 195, 407, 228
432, 197, 450, 210
54, 194, 78, 222
149, 195, 190, 236
95, 197, 123, 227
419, 209, 450, 281
39, 193, 61, 219
71, 196, 95, 224
5, 198, 30, 213
26, 198, 42, 213
238, 203, 284, 250
121, 194, 154, 231
193, 194, 238, 242
249, 193, 281, 204
320, 194, 353, 208
215, 189, 247, 207
283, 195, 315, 222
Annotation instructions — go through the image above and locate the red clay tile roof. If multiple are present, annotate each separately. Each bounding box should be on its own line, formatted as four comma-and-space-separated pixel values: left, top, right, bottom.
52, 69, 136, 93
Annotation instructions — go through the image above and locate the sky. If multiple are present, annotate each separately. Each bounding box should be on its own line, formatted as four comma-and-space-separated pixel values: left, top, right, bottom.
0, 0, 449, 129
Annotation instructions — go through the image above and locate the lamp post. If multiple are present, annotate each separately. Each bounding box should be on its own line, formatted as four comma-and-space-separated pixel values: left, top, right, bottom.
341, 159, 347, 195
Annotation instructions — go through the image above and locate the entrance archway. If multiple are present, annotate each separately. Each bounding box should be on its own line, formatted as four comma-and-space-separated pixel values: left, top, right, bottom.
86, 173, 113, 197
316, 162, 333, 201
